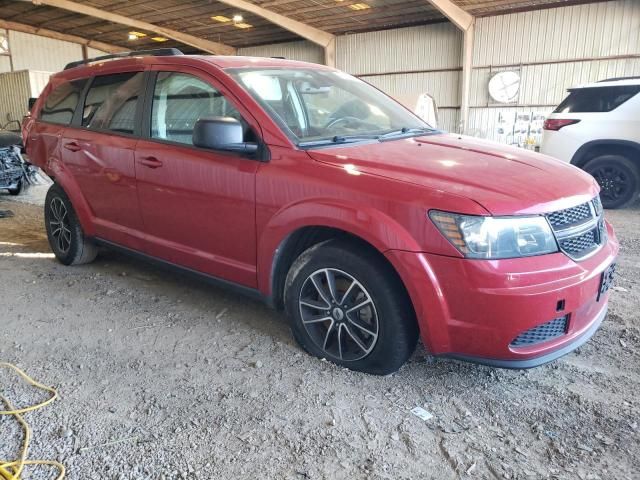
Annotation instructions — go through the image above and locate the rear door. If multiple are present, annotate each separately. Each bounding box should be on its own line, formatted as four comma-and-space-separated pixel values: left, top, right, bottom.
134, 66, 261, 287
60, 70, 147, 250
26, 78, 87, 171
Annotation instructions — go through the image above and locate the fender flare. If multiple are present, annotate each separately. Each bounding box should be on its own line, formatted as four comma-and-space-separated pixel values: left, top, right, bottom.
571, 139, 640, 167
47, 157, 96, 236
256, 198, 423, 297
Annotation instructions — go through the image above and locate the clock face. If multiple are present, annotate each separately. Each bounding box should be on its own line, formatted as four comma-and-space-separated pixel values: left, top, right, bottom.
488, 71, 520, 104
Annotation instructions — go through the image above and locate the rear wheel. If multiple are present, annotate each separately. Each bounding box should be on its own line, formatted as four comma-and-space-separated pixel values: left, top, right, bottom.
44, 184, 98, 265
284, 240, 418, 375
584, 155, 639, 209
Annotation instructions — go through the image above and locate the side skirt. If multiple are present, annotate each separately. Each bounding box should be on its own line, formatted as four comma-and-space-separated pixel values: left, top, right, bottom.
92, 238, 266, 303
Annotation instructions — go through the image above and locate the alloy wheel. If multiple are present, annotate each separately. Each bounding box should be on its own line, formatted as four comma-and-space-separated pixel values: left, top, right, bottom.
298, 268, 379, 361
49, 197, 71, 254
591, 165, 630, 203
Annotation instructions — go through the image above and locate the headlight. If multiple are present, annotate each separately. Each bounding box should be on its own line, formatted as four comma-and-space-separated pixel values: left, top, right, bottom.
429, 210, 559, 259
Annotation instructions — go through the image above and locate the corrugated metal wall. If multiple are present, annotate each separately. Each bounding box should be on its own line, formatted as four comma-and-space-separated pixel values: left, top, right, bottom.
337, 23, 462, 132
28, 70, 52, 96
469, 0, 640, 142
8, 30, 83, 72
0, 70, 32, 128
87, 47, 109, 59
0, 29, 11, 73
473, 0, 640, 66
0, 56, 10, 73
336, 23, 461, 74
238, 40, 324, 64
237, 24, 462, 132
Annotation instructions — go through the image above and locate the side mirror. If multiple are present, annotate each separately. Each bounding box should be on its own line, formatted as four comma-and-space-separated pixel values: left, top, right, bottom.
28, 97, 38, 111
193, 117, 258, 154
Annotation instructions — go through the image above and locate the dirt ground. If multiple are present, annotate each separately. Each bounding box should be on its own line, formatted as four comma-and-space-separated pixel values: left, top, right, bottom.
0, 185, 638, 480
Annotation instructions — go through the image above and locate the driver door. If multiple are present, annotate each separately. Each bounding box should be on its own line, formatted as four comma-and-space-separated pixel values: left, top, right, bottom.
135, 66, 261, 287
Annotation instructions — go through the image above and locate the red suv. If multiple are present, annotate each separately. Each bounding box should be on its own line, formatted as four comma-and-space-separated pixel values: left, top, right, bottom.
23, 49, 619, 375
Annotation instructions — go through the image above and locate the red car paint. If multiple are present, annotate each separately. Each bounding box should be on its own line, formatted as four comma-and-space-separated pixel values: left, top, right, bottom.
24, 55, 619, 367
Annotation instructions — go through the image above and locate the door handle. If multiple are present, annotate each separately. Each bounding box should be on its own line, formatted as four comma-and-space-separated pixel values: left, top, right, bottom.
63, 142, 82, 152
139, 156, 163, 168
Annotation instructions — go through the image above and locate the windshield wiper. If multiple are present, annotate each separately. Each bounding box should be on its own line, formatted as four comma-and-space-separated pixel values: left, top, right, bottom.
299, 134, 381, 148
379, 127, 437, 140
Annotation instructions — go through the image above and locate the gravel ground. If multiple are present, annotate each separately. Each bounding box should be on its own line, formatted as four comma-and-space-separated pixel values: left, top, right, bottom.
0, 186, 638, 480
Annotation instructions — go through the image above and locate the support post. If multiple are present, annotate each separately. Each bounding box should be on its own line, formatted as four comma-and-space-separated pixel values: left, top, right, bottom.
460, 20, 474, 134
324, 37, 336, 68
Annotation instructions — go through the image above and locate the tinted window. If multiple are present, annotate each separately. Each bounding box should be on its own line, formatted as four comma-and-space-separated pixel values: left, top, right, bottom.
151, 72, 248, 145
554, 85, 640, 113
82, 72, 144, 134
39, 79, 86, 125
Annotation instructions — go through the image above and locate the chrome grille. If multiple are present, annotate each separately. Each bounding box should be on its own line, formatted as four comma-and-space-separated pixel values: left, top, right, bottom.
546, 196, 605, 261
559, 229, 598, 256
546, 203, 591, 230
592, 196, 603, 216
510, 316, 569, 347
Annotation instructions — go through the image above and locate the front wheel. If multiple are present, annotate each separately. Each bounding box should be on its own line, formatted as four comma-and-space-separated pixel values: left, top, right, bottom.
584, 155, 639, 209
284, 240, 418, 375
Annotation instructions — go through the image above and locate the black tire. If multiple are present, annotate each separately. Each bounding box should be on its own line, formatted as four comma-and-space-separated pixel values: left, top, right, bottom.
44, 184, 98, 265
8, 179, 23, 196
284, 239, 419, 375
583, 155, 639, 209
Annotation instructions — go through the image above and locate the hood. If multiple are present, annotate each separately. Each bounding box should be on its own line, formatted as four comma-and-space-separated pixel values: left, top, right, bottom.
306, 133, 599, 215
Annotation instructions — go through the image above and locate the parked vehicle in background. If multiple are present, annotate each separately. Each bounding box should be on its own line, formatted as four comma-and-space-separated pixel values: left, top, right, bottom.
0, 130, 38, 196
541, 77, 640, 209
23, 50, 619, 375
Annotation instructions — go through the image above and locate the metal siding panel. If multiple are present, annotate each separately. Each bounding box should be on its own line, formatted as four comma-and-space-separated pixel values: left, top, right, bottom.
361, 70, 461, 108
473, 0, 640, 67
87, 47, 108, 59
0, 70, 32, 126
238, 41, 324, 64
467, 106, 554, 143
473, 58, 640, 108
336, 23, 462, 75
0, 56, 11, 73
437, 108, 459, 133
28, 70, 52, 97
8, 30, 84, 72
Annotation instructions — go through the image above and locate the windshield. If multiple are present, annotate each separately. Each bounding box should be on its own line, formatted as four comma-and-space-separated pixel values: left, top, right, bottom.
227, 67, 431, 146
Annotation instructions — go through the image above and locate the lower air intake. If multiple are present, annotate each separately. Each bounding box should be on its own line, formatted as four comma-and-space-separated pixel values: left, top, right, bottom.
510, 316, 569, 347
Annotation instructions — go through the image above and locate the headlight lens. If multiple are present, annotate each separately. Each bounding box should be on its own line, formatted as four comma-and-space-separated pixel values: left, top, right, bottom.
429, 211, 559, 259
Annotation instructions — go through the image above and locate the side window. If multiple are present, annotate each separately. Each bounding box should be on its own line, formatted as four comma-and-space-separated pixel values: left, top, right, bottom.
39, 79, 87, 125
151, 72, 250, 146
82, 72, 144, 134
554, 85, 640, 113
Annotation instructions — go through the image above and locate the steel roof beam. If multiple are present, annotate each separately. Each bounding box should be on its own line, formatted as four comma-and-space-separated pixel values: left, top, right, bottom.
214, 0, 336, 66
22, 0, 236, 55
0, 19, 126, 53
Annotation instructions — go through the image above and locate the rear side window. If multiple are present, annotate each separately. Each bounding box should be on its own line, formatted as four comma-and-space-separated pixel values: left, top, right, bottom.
82, 72, 144, 134
554, 85, 640, 113
39, 79, 86, 125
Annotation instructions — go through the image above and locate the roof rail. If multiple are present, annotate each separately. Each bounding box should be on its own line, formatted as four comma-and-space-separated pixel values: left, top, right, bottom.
597, 76, 640, 83
64, 48, 184, 70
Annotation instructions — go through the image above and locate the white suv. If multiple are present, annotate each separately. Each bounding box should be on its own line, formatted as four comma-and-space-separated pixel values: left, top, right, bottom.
541, 77, 640, 208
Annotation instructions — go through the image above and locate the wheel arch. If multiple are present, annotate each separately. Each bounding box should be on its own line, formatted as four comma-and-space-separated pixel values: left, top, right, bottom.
570, 139, 640, 170
46, 158, 96, 236
258, 200, 422, 311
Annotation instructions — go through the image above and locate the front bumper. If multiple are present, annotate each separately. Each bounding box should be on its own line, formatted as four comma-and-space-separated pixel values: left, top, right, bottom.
385, 221, 619, 368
